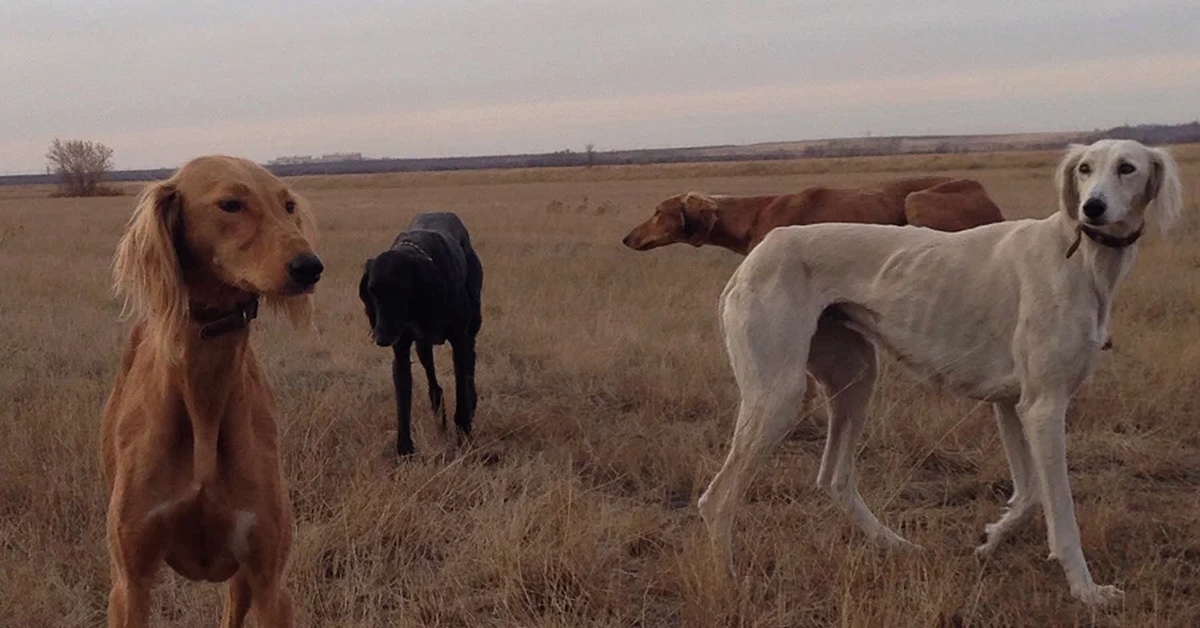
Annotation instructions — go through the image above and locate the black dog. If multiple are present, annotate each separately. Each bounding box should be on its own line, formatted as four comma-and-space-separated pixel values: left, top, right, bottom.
359, 212, 483, 456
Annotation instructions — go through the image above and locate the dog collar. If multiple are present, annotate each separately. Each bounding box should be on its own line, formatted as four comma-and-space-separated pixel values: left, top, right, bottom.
191, 298, 260, 340
399, 241, 432, 260
1065, 223, 1145, 259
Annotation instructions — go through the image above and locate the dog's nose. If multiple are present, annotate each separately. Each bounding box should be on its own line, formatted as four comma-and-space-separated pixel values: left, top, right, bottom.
622, 234, 633, 248
1082, 198, 1107, 220
287, 252, 324, 287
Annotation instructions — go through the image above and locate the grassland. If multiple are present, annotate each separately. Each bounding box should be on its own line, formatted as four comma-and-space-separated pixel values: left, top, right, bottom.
1, 148, 1199, 627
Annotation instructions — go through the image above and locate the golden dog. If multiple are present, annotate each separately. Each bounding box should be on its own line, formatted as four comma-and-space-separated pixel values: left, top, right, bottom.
102, 156, 322, 627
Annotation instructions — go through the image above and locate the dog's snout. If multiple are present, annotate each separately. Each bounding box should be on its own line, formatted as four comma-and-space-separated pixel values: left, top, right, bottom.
287, 252, 324, 286
622, 234, 634, 248
1082, 198, 1107, 220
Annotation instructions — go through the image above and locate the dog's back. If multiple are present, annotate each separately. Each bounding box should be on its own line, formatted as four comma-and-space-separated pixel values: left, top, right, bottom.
405, 212, 472, 248
757, 187, 904, 236
905, 179, 1005, 232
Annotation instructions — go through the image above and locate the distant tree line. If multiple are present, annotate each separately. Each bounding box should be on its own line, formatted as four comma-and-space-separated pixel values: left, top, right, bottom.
6, 121, 1198, 188
1090, 121, 1200, 145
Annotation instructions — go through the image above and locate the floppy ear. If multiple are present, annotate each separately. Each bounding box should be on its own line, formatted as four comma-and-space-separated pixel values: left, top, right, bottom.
358, 258, 377, 329
1145, 146, 1183, 234
265, 192, 319, 332
1055, 144, 1086, 221
112, 179, 186, 355
681, 192, 719, 246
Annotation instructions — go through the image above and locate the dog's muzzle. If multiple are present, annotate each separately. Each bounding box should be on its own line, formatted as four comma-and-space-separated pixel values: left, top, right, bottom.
287, 252, 324, 289
1081, 197, 1107, 223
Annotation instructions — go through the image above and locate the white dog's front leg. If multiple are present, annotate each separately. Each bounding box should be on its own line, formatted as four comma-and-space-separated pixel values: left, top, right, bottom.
1019, 396, 1123, 607
976, 403, 1041, 556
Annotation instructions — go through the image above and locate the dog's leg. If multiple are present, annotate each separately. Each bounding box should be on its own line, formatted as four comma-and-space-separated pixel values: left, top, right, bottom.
392, 339, 416, 456
235, 518, 295, 627
450, 334, 477, 441
809, 321, 916, 550
247, 580, 294, 628
107, 565, 154, 628
1019, 394, 1123, 606
106, 520, 161, 628
975, 402, 1040, 556
415, 341, 446, 431
220, 573, 252, 628
698, 282, 814, 574
698, 382, 808, 574
107, 578, 152, 628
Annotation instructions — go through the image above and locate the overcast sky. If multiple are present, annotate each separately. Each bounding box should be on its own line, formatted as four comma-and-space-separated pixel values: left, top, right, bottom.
3, 0, 1199, 172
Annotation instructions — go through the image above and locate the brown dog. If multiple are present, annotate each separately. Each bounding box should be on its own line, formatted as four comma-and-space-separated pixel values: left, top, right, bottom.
622, 176, 1004, 254
904, 178, 1007, 232
102, 156, 322, 627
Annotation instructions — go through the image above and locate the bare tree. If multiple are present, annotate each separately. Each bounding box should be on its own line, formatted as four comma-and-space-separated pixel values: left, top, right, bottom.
46, 138, 117, 197
585, 143, 596, 168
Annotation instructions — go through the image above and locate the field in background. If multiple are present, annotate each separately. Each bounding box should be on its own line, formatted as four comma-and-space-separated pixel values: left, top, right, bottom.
2, 150, 1199, 626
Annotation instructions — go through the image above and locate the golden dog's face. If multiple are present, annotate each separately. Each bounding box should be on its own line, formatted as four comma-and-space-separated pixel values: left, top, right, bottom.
171, 156, 321, 297
113, 155, 322, 352
622, 194, 691, 251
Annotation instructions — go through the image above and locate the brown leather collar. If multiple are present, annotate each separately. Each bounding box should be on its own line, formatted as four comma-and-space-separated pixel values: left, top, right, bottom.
191, 298, 259, 340
1065, 222, 1145, 259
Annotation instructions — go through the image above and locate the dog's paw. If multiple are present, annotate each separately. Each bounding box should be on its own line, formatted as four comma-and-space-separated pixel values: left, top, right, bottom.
1072, 584, 1124, 608
880, 533, 922, 553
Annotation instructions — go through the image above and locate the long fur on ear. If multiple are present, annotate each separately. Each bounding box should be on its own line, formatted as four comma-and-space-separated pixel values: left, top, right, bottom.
112, 179, 185, 357
265, 192, 319, 333
358, 258, 377, 330
1146, 146, 1184, 234
681, 192, 719, 246
1055, 144, 1086, 221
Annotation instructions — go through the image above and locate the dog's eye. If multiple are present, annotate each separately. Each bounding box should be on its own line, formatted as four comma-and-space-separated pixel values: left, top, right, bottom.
284, 200, 296, 214
1078, 163, 1091, 175
217, 199, 244, 213
1117, 163, 1135, 175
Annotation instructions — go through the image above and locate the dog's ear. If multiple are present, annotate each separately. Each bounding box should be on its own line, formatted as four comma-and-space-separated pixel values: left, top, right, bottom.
358, 258, 377, 328
1056, 143, 1094, 222
1146, 146, 1183, 233
266, 192, 319, 333
113, 179, 186, 356
681, 192, 718, 246
1055, 144, 1086, 221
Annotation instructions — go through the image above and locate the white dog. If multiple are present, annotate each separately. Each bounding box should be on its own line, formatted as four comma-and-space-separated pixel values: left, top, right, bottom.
697, 139, 1183, 606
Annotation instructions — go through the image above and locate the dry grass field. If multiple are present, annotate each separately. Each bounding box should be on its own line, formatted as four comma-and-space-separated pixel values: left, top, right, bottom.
2, 148, 1200, 627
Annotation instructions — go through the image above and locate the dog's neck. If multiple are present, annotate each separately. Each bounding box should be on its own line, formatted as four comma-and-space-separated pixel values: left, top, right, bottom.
702, 197, 764, 255
190, 298, 259, 340
1056, 212, 1138, 341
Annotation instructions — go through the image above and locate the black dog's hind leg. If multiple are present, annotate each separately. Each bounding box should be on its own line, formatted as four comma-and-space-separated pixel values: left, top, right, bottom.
392, 339, 416, 456
450, 334, 477, 441
415, 341, 446, 430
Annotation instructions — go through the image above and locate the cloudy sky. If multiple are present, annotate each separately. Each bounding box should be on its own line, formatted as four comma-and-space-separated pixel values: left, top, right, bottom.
3, 0, 1198, 172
